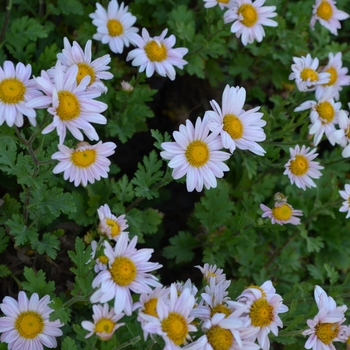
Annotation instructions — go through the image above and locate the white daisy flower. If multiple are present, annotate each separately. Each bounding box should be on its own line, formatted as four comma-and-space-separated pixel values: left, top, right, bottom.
51, 140, 117, 187
140, 284, 197, 349
236, 280, 277, 304
94, 255, 109, 273
195, 263, 227, 285
204, 84, 266, 155
174, 278, 198, 298
289, 54, 331, 92
310, 0, 349, 35
27, 61, 108, 144
223, 0, 278, 46
55, 37, 113, 93
0, 291, 63, 350
315, 52, 350, 100
283, 145, 324, 190
90, 232, 162, 316
0, 61, 42, 127
97, 204, 128, 241
81, 303, 124, 340
161, 117, 230, 192
260, 201, 303, 225
203, 0, 235, 10
328, 107, 350, 156
339, 184, 350, 218
121, 80, 134, 91
302, 285, 347, 350
89, 0, 139, 54
126, 28, 188, 81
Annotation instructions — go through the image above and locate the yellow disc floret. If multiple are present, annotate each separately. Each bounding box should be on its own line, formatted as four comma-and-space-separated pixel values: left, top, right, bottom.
105, 219, 121, 237
316, 1, 333, 21
56, 91, 81, 121
316, 101, 335, 124
223, 114, 244, 139
245, 285, 266, 298
144, 41, 167, 62
76, 63, 95, 85
15, 311, 44, 339
107, 19, 124, 36
237, 4, 258, 27
272, 203, 292, 221
109, 256, 137, 286
185, 140, 210, 167
206, 325, 234, 350
289, 155, 309, 176
300, 68, 318, 82
161, 312, 188, 345
71, 149, 97, 168
0, 78, 26, 104
210, 304, 231, 318
98, 255, 109, 265
325, 67, 337, 86
315, 322, 339, 344
249, 298, 274, 327
95, 318, 114, 334
143, 298, 158, 317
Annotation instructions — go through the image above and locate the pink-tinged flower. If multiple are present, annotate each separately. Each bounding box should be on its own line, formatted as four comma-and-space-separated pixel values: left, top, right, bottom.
237, 280, 278, 304
97, 204, 128, 241
126, 28, 188, 81
90, 232, 162, 316
89, 0, 139, 54
160, 117, 231, 192
328, 106, 350, 157
339, 184, 350, 218
0, 291, 63, 350
27, 61, 108, 144
195, 263, 227, 285
283, 145, 324, 190
51, 141, 117, 187
81, 303, 125, 340
310, 0, 349, 35
224, 0, 278, 46
289, 54, 330, 92
203, 0, 235, 10
302, 285, 347, 350
260, 201, 303, 225
0, 61, 42, 127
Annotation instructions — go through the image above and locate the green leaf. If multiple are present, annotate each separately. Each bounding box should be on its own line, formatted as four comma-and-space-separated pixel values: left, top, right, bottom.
0, 264, 11, 278
58, 0, 84, 15
61, 337, 78, 350
0, 194, 20, 225
6, 214, 38, 246
243, 156, 258, 179
0, 227, 10, 254
163, 231, 197, 263
151, 129, 172, 151
68, 192, 94, 226
168, 5, 195, 42
22, 267, 55, 297
307, 264, 325, 284
111, 175, 134, 204
31, 233, 60, 260
0, 138, 17, 175
141, 208, 163, 235
50, 297, 71, 324
324, 263, 339, 285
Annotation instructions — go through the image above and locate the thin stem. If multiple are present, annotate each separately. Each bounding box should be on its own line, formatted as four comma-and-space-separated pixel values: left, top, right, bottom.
114, 336, 141, 350
0, 0, 12, 45
62, 295, 88, 308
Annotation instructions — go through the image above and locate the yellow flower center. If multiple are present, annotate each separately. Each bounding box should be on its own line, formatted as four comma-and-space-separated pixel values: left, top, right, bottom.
245, 285, 267, 298
206, 325, 233, 350
107, 19, 124, 36
315, 323, 339, 345
109, 256, 137, 286
237, 4, 258, 27
210, 304, 231, 318
76, 63, 95, 85
15, 311, 44, 339
249, 298, 274, 327
161, 312, 188, 346
105, 218, 121, 237
144, 40, 167, 62
272, 203, 292, 221
347, 335, 350, 345
223, 114, 244, 139
325, 67, 337, 86
300, 68, 318, 82
316, 1, 333, 20
218, 0, 229, 3
71, 149, 97, 168
289, 155, 309, 176
185, 140, 210, 167
316, 101, 335, 124
346, 126, 350, 139
95, 317, 114, 334
98, 255, 108, 264
56, 91, 80, 121
0, 78, 26, 104
143, 298, 158, 317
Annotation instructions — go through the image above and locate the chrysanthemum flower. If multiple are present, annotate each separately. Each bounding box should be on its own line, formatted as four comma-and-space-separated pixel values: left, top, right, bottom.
302, 285, 347, 350
27, 61, 108, 144
55, 37, 113, 93
339, 184, 350, 218
310, 0, 349, 35
294, 88, 342, 146
203, 0, 235, 10
51, 141, 117, 187
0, 291, 63, 350
0, 61, 42, 127
204, 85, 266, 155
90, 232, 162, 316
260, 201, 303, 225
237, 280, 277, 304
140, 284, 197, 349
283, 145, 324, 190
126, 28, 188, 81
160, 117, 230, 192
195, 263, 227, 285
81, 303, 125, 340
97, 204, 128, 241
223, 0, 278, 46
89, 0, 139, 54
289, 54, 331, 92
315, 52, 350, 100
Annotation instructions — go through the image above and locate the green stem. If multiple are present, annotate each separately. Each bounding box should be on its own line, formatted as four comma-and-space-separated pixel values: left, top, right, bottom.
62, 295, 88, 308
0, 0, 12, 45
114, 336, 142, 350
